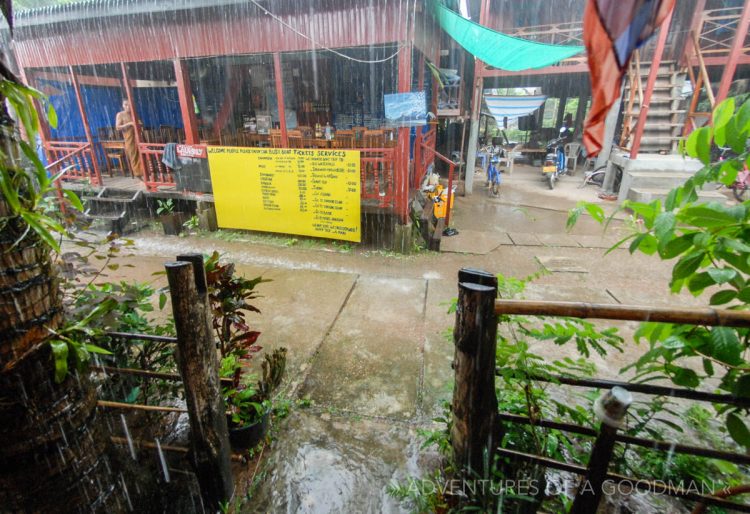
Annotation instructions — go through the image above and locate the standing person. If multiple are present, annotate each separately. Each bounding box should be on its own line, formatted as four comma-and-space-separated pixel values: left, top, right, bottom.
559, 113, 575, 143
116, 99, 143, 179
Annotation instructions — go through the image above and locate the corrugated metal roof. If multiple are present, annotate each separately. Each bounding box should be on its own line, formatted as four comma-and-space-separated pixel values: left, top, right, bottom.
14, 0, 256, 26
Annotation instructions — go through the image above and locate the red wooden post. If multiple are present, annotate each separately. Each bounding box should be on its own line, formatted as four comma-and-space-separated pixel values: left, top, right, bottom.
212, 66, 245, 140
413, 131, 422, 190
629, 6, 674, 159
273, 53, 288, 148
445, 162, 455, 227
69, 65, 102, 185
716, 0, 750, 103
396, 42, 413, 224
681, 0, 707, 67
174, 59, 199, 145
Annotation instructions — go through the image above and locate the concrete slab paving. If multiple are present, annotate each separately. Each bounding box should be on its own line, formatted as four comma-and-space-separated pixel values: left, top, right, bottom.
299, 276, 427, 420
420, 278, 458, 420
536, 233, 581, 248
507, 232, 543, 246
250, 411, 428, 514
536, 255, 589, 273
439, 229, 512, 254
248, 268, 358, 386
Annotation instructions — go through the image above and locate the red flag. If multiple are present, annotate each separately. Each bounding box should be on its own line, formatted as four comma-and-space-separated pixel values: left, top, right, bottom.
583, 0, 675, 156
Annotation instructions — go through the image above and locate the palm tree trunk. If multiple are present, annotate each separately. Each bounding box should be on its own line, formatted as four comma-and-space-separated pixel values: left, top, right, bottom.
0, 90, 122, 512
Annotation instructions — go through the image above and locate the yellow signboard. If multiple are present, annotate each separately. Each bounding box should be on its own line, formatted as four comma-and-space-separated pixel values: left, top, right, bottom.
207, 147, 361, 242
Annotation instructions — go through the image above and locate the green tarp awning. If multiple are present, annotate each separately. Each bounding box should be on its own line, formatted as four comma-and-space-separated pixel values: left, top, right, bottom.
432, 1, 585, 71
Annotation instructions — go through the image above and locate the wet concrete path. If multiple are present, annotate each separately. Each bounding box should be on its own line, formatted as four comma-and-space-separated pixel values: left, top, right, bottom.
89, 168, 708, 513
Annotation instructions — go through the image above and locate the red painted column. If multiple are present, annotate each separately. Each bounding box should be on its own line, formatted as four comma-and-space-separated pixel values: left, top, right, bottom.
273, 53, 288, 148
69, 65, 102, 185
174, 59, 199, 145
716, 0, 750, 103
397, 41, 413, 224
629, 6, 675, 159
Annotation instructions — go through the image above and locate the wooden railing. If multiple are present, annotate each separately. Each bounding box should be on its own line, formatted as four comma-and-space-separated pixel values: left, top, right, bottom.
452, 269, 750, 514
138, 143, 404, 212
696, 6, 750, 58
414, 129, 458, 226
360, 147, 397, 209
91, 255, 233, 507
45, 141, 101, 185
413, 128, 437, 191
138, 143, 173, 192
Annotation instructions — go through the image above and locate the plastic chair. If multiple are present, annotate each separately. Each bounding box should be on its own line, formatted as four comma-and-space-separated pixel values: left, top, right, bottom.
564, 143, 581, 173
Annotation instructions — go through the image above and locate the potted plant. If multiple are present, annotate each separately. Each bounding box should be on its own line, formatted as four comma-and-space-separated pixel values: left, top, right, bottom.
205, 251, 268, 358
205, 252, 285, 448
220, 348, 286, 449
156, 199, 186, 236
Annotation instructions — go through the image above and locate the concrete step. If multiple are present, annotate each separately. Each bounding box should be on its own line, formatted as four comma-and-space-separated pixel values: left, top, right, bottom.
627, 187, 727, 203
626, 171, 695, 189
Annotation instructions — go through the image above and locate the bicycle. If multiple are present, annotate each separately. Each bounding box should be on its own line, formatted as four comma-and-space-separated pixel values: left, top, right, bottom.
580, 165, 607, 188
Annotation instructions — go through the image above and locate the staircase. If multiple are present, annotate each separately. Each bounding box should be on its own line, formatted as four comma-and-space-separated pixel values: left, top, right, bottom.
622, 61, 687, 154
83, 188, 145, 234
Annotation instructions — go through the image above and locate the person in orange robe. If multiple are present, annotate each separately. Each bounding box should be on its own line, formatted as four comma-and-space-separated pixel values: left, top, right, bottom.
115, 99, 143, 179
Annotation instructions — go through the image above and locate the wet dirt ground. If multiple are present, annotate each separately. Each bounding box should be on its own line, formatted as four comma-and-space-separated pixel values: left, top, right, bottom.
86, 164, 707, 513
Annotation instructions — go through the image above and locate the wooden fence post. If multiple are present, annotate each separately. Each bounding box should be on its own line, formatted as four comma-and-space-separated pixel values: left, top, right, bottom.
165, 256, 233, 507
570, 387, 632, 514
452, 268, 498, 476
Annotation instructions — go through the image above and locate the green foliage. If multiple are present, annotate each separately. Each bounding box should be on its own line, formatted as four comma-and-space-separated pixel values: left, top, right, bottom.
567, 96, 750, 450
156, 199, 175, 215
55, 235, 177, 402
182, 214, 200, 230
0, 78, 81, 252
394, 265, 749, 512
205, 250, 269, 358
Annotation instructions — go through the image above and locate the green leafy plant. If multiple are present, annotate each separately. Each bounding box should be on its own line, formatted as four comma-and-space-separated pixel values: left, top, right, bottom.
220, 347, 287, 428
183, 214, 200, 230
0, 79, 81, 252
156, 198, 175, 215
568, 96, 750, 450
205, 251, 269, 359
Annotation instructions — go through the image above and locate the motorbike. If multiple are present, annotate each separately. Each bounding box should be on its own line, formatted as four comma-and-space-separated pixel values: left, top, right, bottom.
483, 144, 505, 196
717, 146, 750, 201
542, 134, 568, 190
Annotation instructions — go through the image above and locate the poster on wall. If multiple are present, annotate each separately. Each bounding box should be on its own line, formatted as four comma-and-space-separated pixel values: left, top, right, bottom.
384, 91, 427, 127
207, 147, 361, 242
167, 144, 212, 194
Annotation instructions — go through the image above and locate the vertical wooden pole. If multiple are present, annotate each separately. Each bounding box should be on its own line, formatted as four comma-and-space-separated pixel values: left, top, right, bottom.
630, 5, 674, 159
463, 0, 489, 195
69, 65, 102, 185
716, 0, 750, 103
165, 255, 233, 507
683, 69, 703, 137
570, 387, 632, 514
174, 59, 199, 145
397, 41, 413, 224
681, 0, 707, 67
555, 94, 568, 128
452, 268, 498, 476
273, 53, 288, 148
